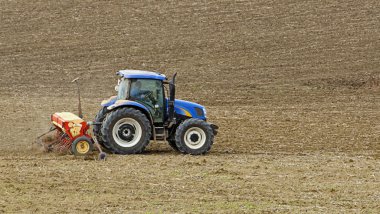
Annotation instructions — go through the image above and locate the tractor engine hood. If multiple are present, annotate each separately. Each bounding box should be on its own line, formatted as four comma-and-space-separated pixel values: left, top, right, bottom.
173, 99, 207, 120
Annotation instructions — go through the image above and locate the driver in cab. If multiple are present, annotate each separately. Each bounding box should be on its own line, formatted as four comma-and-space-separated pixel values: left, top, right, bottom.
130, 80, 156, 105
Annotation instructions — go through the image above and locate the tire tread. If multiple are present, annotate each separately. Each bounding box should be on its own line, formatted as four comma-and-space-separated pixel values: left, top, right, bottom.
175, 118, 214, 155
101, 108, 151, 154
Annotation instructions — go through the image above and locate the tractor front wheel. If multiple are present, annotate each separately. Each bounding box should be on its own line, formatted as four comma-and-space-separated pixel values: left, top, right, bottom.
167, 140, 179, 151
101, 108, 151, 154
175, 118, 214, 155
71, 136, 94, 156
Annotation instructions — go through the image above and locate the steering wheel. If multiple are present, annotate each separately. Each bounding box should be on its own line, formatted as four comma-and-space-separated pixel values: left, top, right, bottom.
141, 91, 157, 104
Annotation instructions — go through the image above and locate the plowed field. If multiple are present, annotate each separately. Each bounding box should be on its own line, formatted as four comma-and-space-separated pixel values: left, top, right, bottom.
0, 0, 379, 213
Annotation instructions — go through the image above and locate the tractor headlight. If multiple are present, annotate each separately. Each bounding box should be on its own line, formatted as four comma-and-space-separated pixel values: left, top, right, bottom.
195, 107, 206, 118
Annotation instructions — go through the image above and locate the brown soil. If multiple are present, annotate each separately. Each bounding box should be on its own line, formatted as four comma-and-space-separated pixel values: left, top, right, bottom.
0, 0, 379, 213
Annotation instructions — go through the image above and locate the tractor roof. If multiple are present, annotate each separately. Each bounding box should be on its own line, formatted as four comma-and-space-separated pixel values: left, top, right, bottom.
117, 70, 167, 81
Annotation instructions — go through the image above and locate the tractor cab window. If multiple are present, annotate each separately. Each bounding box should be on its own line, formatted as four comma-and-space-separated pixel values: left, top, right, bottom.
117, 78, 129, 100
129, 79, 164, 122
129, 79, 161, 105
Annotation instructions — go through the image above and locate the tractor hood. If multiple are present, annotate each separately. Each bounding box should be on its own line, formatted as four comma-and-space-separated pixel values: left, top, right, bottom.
173, 99, 207, 120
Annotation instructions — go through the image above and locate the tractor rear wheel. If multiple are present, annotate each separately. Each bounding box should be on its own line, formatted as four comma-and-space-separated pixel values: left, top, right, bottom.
175, 118, 214, 155
101, 108, 151, 154
94, 107, 112, 150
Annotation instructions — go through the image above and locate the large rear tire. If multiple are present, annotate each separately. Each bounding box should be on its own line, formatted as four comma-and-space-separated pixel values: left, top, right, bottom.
101, 108, 151, 154
175, 118, 214, 155
93, 107, 112, 150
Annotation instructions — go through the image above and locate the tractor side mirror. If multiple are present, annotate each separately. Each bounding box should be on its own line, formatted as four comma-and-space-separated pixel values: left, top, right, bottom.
115, 79, 121, 91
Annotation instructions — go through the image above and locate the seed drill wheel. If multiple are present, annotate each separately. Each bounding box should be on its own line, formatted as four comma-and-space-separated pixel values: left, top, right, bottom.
71, 136, 94, 156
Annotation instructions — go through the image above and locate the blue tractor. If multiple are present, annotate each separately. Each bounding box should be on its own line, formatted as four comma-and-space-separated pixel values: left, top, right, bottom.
93, 70, 218, 155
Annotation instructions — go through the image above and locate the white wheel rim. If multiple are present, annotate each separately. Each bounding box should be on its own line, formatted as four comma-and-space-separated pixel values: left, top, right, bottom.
112, 118, 142, 148
184, 127, 206, 149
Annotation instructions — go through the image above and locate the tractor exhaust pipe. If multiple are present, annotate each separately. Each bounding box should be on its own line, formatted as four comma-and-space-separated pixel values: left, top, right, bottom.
167, 73, 177, 127
71, 77, 83, 118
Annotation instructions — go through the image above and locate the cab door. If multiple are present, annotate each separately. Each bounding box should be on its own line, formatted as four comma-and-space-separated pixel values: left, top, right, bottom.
129, 79, 164, 123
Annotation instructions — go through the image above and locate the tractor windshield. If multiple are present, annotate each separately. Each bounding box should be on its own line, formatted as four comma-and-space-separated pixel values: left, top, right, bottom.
117, 78, 130, 100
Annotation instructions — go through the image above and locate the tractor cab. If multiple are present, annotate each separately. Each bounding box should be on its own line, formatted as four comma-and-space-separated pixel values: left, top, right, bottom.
116, 76, 165, 123
95, 69, 218, 155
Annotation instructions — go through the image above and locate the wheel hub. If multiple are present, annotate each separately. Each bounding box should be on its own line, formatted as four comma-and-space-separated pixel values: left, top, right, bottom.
112, 118, 143, 148
190, 133, 200, 142
184, 127, 207, 149
118, 124, 135, 141
76, 141, 90, 154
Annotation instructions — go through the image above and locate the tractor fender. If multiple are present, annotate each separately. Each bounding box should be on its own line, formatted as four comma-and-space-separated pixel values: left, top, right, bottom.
106, 100, 154, 124
101, 96, 117, 107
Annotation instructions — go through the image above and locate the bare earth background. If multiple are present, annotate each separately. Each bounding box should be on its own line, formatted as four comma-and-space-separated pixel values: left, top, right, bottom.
0, 0, 379, 213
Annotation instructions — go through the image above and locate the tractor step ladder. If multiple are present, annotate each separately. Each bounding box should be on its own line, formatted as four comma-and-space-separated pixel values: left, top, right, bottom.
154, 126, 166, 142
